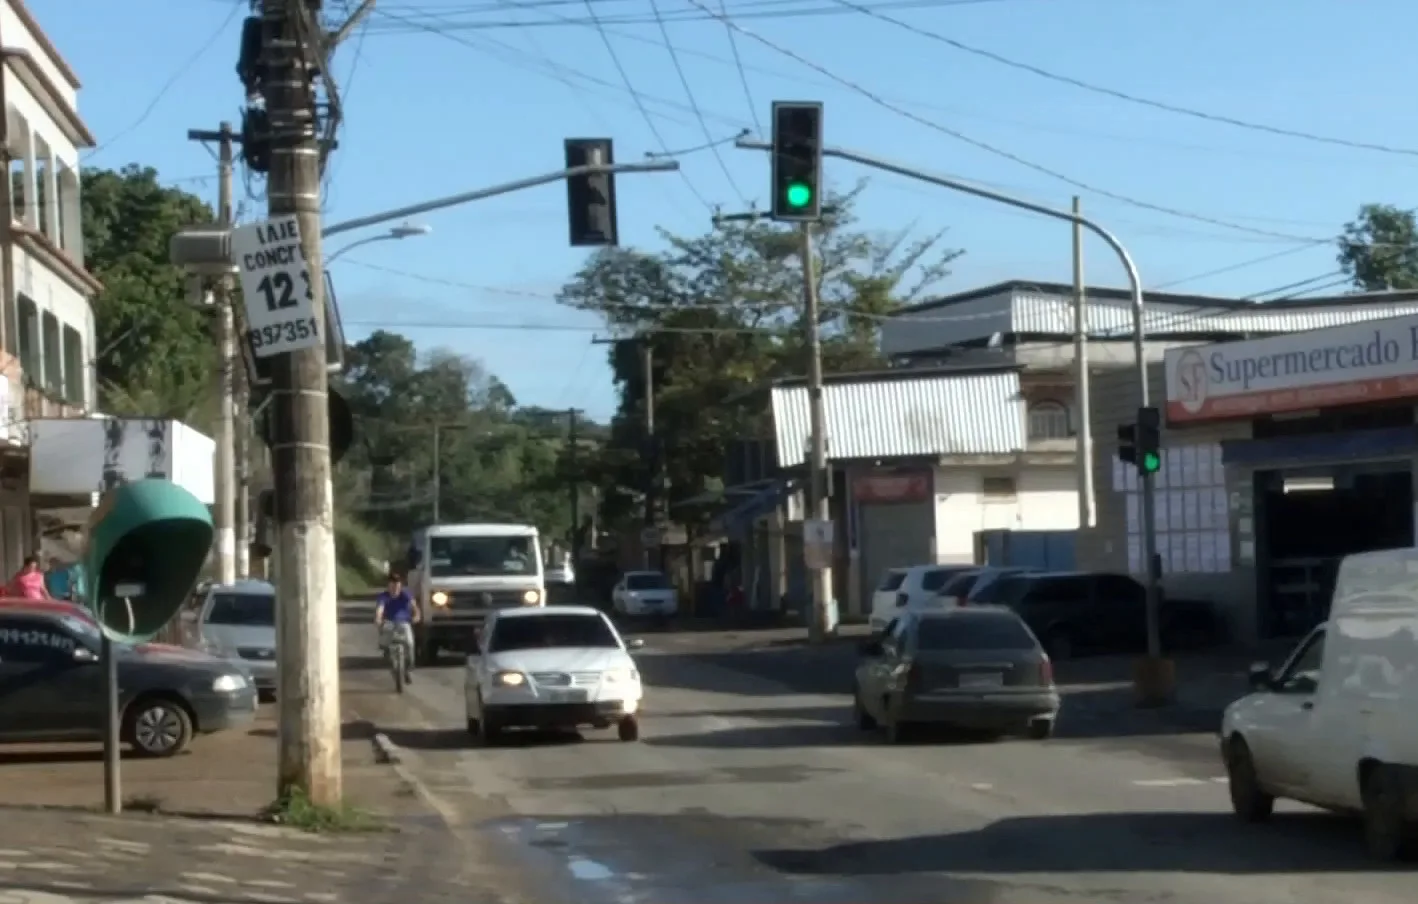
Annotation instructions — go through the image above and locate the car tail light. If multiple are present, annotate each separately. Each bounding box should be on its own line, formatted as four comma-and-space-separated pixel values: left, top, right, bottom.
905, 661, 923, 692
895, 592, 908, 608
1039, 656, 1054, 686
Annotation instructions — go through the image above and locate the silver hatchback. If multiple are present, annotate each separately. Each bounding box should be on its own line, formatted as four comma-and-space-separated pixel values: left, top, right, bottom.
193, 580, 277, 699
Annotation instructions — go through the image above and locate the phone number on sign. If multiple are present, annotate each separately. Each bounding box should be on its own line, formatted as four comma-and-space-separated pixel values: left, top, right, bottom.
249, 317, 320, 352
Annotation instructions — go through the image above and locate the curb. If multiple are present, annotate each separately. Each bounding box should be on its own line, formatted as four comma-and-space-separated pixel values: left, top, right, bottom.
371, 731, 403, 765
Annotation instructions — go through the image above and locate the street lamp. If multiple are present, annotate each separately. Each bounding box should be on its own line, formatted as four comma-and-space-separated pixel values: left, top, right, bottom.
326, 222, 431, 264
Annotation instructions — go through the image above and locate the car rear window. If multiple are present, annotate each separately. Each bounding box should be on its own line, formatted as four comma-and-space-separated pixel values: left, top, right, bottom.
488, 614, 619, 652
940, 572, 981, 597
878, 571, 907, 592
918, 612, 1038, 650
206, 592, 275, 626
921, 568, 967, 592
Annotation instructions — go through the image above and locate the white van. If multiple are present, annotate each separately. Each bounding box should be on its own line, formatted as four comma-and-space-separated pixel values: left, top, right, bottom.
407, 523, 545, 664
1220, 546, 1418, 860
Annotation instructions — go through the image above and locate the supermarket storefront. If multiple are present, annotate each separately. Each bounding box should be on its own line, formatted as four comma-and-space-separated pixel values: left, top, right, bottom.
1165, 314, 1418, 638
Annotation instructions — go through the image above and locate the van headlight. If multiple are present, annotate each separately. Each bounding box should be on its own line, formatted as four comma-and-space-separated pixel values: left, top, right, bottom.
521, 589, 541, 605
212, 674, 248, 692
493, 670, 526, 687
602, 668, 638, 684
431, 591, 449, 607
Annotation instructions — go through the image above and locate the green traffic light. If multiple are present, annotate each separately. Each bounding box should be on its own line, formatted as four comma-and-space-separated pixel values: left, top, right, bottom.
1141, 451, 1161, 475
785, 182, 813, 209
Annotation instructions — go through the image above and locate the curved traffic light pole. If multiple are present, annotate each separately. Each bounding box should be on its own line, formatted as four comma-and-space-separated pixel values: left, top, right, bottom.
736, 136, 1167, 683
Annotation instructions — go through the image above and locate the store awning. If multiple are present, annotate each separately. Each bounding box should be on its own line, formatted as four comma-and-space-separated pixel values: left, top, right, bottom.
710, 479, 794, 540
1220, 426, 1418, 468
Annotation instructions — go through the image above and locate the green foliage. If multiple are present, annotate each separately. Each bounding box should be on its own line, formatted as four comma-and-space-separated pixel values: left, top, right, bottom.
82, 166, 218, 420
557, 187, 963, 528
1338, 203, 1418, 291
333, 330, 596, 552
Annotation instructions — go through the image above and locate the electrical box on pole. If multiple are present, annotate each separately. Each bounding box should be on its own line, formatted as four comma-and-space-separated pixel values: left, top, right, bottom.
565, 138, 619, 247
770, 101, 824, 222
1136, 405, 1162, 476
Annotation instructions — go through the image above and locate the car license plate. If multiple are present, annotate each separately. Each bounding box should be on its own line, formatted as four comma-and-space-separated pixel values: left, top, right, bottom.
546, 689, 588, 703
959, 673, 1003, 689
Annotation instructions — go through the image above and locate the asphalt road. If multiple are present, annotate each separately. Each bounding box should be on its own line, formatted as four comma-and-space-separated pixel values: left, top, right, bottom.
341, 616, 1413, 904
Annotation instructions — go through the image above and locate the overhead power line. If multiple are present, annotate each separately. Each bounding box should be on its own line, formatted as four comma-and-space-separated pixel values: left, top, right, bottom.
834, 0, 1418, 158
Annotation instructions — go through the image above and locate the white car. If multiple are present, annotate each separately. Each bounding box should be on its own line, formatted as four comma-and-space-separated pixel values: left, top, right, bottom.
465, 605, 645, 745
868, 565, 977, 632
612, 571, 678, 617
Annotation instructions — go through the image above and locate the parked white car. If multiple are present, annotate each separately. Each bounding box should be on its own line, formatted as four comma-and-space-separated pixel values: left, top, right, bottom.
1220, 546, 1418, 861
612, 571, 678, 617
868, 565, 977, 632
465, 605, 645, 744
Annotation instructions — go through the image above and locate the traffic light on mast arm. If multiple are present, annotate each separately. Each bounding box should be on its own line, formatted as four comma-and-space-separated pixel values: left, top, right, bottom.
565, 138, 619, 248
770, 101, 823, 222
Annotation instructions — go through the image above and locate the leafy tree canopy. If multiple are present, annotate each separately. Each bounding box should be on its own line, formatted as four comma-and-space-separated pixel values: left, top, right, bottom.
82, 166, 218, 420
556, 187, 963, 527
1338, 203, 1418, 291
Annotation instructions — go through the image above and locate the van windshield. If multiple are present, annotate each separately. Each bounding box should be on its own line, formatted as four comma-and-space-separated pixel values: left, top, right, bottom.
429, 536, 539, 578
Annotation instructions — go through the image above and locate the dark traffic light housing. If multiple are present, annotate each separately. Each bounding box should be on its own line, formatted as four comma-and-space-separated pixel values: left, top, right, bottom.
1117, 406, 1162, 476
770, 101, 823, 222
565, 138, 619, 247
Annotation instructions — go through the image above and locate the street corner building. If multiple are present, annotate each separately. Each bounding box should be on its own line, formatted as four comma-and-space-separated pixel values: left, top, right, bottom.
1081, 288, 1418, 646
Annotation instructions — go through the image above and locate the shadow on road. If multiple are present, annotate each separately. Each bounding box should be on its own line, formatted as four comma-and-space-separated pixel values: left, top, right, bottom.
382, 725, 585, 750
753, 810, 1386, 875
247, 720, 375, 741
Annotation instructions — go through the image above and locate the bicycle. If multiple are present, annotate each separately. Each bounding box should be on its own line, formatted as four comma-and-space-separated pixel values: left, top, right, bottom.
379, 621, 414, 694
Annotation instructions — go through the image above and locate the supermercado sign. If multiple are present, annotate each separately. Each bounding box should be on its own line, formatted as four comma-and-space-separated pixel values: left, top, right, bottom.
1165, 313, 1418, 423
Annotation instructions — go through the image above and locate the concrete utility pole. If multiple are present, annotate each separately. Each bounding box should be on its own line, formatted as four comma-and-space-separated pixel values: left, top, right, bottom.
711, 208, 836, 642
235, 359, 251, 579
188, 123, 238, 585
567, 408, 582, 563
1072, 196, 1095, 529
262, 0, 345, 806
432, 423, 442, 523
640, 340, 657, 570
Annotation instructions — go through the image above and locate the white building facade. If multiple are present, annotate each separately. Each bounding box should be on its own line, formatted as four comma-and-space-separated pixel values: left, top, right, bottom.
0, 0, 97, 574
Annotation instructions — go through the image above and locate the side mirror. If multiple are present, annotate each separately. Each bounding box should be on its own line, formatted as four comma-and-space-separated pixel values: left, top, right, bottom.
72, 647, 98, 663
627, 638, 645, 650
859, 640, 883, 657
1247, 661, 1273, 690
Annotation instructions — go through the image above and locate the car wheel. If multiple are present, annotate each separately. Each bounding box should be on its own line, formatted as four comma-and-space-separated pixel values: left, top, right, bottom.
1363, 764, 1418, 861
466, 717, 479, 737
1225, 737, 1274, 823
476, 697, 502, 746
1026, 717, 1055, 740
884, 700, 911, 745
125, 696, 194, 758
617, 716, 640, 742
852, 686, 877, 730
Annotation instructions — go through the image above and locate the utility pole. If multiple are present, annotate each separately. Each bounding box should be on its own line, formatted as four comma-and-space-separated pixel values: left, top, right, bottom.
262, 0, 348, 806
712, 207, 836, 642
641, 340, 656, 570
1072, 196, 1095, 529
188, 122, 238, 585
567, 408, 581, 563
235, 360, 251, 579
432, 423, 442, 523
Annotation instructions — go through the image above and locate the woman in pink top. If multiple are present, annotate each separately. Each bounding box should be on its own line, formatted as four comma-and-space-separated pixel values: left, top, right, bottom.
9, 556, 50, 600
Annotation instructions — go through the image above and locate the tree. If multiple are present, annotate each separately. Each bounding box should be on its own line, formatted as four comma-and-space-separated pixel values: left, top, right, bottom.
557, 187, 963, 528
82, 166, 217, 418
1338, 203, 1418, 291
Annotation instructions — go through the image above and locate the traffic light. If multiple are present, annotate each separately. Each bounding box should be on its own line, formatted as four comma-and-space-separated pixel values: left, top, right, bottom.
1117, 422, 1138, 467
564, 138, 619, 247
83, 479, 214, 643
770, 101, 823, 221
1136, 405, 1162, 476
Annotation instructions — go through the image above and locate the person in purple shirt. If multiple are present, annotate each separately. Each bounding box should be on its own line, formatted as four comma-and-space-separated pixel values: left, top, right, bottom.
375, 574, 420, 682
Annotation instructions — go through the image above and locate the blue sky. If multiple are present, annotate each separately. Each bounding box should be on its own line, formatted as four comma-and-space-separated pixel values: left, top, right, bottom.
40, 0, 1418, 422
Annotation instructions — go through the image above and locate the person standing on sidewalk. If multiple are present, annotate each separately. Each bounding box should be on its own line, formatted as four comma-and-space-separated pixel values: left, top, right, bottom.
9, 556, 51, 600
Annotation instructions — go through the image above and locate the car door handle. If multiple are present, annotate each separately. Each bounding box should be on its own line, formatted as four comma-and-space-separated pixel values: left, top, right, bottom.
1300, 701, 1314, 711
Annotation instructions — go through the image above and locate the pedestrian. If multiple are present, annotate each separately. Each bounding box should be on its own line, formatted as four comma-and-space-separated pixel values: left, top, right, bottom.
43, 557, 72, 600
8, 556, 50, 600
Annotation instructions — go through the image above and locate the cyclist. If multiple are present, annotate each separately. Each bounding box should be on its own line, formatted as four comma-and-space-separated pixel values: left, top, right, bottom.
374, 573, 420, 684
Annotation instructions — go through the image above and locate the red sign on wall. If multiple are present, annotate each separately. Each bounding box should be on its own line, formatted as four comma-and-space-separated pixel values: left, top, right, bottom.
853, 471, 931, 504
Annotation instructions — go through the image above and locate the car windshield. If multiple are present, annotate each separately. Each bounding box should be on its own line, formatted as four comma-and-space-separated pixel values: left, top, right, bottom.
430, 536, 537, 577
878, 571, 907, 592
626, 572, 670, 590
488, 614, 619, 652
206, 592, 275, 626
918, 613, 1038, 650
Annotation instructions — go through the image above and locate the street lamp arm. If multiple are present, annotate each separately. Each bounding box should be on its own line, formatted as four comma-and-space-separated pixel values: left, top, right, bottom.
320, 160, 681, 239
325, 235, 386, 265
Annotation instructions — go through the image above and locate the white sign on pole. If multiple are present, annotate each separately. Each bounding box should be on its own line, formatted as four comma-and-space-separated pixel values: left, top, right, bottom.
804, 518, 834, 570
230, 215, 322, 358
